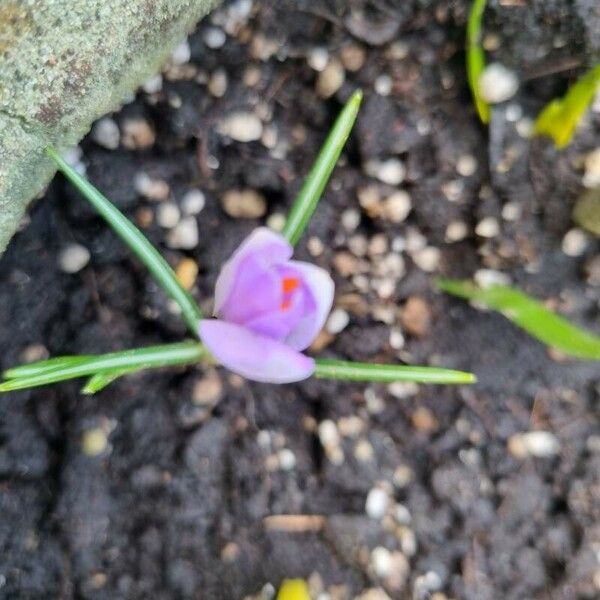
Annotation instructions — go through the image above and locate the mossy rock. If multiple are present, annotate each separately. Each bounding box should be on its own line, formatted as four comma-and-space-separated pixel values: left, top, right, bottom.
0, 0, 221, 255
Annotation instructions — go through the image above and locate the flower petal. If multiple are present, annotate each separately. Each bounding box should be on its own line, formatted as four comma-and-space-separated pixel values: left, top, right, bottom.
214, 228, 293, 316
284, 261, 335, 350
199, 319, 315, 383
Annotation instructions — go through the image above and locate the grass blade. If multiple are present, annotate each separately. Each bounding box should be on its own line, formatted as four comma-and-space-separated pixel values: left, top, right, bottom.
46, 146, 203, 336
532, 63, 600, 148
314, 359, 476, 384
437, 278, 600, 359
0, 342, 207, 392
4, 356, 93, 379
466, 0, 490, 124
81, 369, 140, 394
282, 90, 363, 246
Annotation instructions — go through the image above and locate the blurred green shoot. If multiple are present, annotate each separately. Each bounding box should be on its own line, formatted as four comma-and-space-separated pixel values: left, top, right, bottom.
466, 0, 490, 124
532, 63, 600, 148
276, 580, 311, 600
282, 90, 362, 246
437, 279, 600, 359
46, 146, 203, 336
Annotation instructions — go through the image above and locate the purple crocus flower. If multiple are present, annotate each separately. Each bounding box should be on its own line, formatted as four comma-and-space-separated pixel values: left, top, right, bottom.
198, 228, 334, 383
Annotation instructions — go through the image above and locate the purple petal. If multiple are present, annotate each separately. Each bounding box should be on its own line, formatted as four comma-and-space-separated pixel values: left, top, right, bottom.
214, 228, 293, 316
283, 261, 335, 350
199, 319, 315, 383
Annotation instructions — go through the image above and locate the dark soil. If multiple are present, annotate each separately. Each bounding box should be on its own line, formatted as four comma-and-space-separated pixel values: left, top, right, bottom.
1, 1, 600, 598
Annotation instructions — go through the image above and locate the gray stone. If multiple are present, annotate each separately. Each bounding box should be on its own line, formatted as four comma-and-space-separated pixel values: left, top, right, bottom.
0, 0, 222, 255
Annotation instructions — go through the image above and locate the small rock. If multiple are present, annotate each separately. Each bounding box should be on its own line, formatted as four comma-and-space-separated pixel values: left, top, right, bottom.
365, 158, 405, 185
355, 589, 392, 600
192, 370, 223, 407
382, 191, 411, 223
354, 439, 374, 462
456, 154, 477, 177
121, 118, 156, 149
134, 173, 170, 201
267, 212, 286, 232
340, 44, 366, 72
374, 74, 392, 96
175, 258, 199, 290
20, 343, 49, 364
219, 112, 263, 142
204, 26, 226, 49
411, 407, 439, 433
341, 208, 361, 231
156, 203, 181, 229
181, 189, 206, 215
475, 217, 500, 238
316, 59, 345, 98
502, 201, 522, 221
326, 308, 350, 334
445, 220, 468, 242
508, 431, 561, 458
142, 74, 163, 94
318, 419, 340, 448
474, 268, 511, 288
171, 39, 191, 65
385, 552, 410, 592
222, 189, 267, 218
388, 382, 419, 399
58, 243, 90, 273
561, 228, 589, 257
91, 117, 120, 149
400, 296, 431, 337
82, 428, 108, 456
478, 62, 519, 104
307, 47, 329, 72
166, 217, 199, 250
366, 487, 390, 520
412, 246, 440, 272
277, 449, 296, 471
582, 148, 600, 189
370, 547, 392, 578
208, 68, 228, 97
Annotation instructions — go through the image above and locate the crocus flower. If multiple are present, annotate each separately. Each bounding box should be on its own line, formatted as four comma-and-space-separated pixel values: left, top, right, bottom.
198, 228, 334, 383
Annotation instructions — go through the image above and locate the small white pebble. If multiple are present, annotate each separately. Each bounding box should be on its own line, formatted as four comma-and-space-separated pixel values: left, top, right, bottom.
341, 208, 361, 232
91, 117, 120, 150
475, 217, 500, 238
166, 217, 199, 250
365, 158, 405, 186
156, 203, 181, 229
365, 487, 390, 520
318, 419, 340, 448
370, 547, 392, 578
395, 504, 412, 525
505, 103, 523, 122
171, 40, 191, 65
445, 220, 468, 242
204, 26, 226, 49
412, 246, 440, 272
516, 117, 534, 138
508, 431, 561, 458
142, 74, 163, 94
277, 449, 297, 471
267, 212, 286, 232
474, 268, 511, 288
208, 68, 228, 97
389, 328, 405, 350
382, 191, 411, 223
134, 173, 169, 201
82, 428, 108, 456
307, 237, 324, 257
316, 59, 345, 98
181, 189, 206, 215
502, 201, 522, 221
58, 243, 90, 273
388, 382, 419, 399
354, 438, 374, 462
374, 74, 393, 96
456, 154, 478, 177
326, 308, 350, 334
478, 62, 519, 104
562, 228, 589, 257
222, 189, 267, 218
307, 47, 329, 72
583, 148, 600, 189
219, 112, 263, 142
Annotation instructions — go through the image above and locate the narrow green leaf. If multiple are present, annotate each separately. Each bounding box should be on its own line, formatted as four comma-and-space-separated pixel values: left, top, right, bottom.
0, 342, 207, 392
4, 356, 93, 379
533, 63, 600, 148
466, 0, 490, 124
314, 358, 476, 384
45, 146, 203, 336
437, 278, 600, 359
282, 90, 363, 246
81, 369, 140, 394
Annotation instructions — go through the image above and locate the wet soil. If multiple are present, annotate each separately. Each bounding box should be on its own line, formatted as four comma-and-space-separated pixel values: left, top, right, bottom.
1, 1, 599, 598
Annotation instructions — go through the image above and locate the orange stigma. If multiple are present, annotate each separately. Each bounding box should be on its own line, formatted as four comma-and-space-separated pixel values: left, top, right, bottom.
280, 277, 300, 310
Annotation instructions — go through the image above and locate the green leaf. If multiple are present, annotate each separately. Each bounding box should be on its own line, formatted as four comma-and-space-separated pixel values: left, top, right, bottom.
466, 0, 490, 124
282, 90, 363, 246
436, 278, 600, 360
314, 359, 476, 384
0, 342, 207, 392
3, 356, 93, 379
45, 146, 203, 336
81, 369, 140, 394
533, 63, 600, 148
